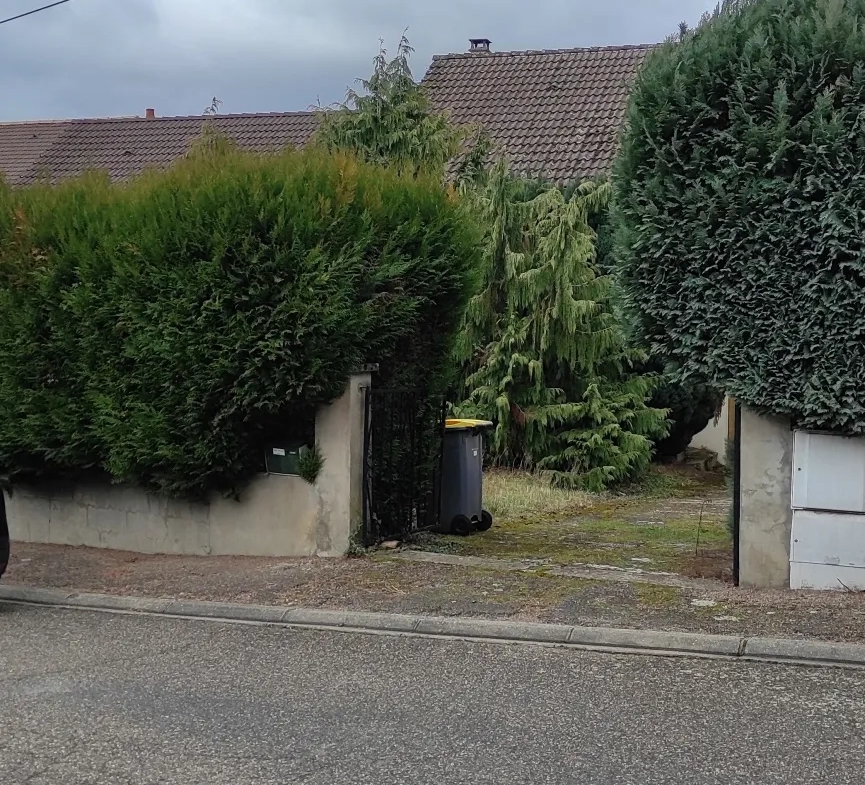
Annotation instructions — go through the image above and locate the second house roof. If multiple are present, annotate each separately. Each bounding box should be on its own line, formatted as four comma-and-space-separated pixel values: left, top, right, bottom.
0, 43, 652, 186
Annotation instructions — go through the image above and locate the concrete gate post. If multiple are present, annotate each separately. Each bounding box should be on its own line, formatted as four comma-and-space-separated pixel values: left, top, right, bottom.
738, 408, 793, 588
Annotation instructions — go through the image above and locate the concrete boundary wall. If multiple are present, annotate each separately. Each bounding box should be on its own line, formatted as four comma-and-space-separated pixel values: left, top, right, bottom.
4, 372, 370, 558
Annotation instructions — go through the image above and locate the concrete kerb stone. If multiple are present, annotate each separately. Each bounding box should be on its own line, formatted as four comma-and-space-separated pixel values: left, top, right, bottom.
2, 585, 865, 668
165, 600, 289, 624
414, 616, 573, 644
66, 592, 175, 615
743, 637, 865, 667
0, 585, 73, 605
567, 626, 744, 657
283, 608, 419, 633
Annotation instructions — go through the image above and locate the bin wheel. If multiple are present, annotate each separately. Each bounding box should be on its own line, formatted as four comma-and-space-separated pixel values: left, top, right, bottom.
451, 514, 473, 537
476, 509, 493, 532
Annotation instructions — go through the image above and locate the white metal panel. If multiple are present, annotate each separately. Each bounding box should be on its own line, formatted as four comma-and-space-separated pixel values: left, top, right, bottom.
791, 509, 865, 568
791, 561, 865, 591
792, 431, 865, 513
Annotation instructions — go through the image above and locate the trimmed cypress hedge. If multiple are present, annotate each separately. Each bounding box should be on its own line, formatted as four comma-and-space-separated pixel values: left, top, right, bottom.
613, 0, 865, 434
0, 143, 479, 496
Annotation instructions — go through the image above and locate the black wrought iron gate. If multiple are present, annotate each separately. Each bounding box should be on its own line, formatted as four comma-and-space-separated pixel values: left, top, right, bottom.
361, 388, 446, 546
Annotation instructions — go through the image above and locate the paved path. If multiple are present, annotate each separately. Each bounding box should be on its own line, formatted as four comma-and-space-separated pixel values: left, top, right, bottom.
2, 603, 864, 784
394, 549, 720, 589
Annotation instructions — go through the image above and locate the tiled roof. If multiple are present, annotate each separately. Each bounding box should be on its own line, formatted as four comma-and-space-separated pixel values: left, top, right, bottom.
0, 121, 68, 185
423, 45, 653, 182
0, 45, 652, 187
0, 112, 319, 186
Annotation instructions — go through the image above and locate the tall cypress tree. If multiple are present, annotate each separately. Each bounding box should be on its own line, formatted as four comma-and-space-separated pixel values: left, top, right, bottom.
457, 162, 668, 491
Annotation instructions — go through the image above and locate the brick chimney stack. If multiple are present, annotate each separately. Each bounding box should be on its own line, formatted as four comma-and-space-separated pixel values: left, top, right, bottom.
469, 38, 491, 53
145, 108, 156, 119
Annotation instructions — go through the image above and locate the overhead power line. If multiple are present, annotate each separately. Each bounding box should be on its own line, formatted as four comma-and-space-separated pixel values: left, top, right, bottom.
0, 0, 71, 26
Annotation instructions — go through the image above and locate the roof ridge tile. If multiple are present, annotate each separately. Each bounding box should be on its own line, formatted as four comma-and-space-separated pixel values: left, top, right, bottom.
430, 43, 656, 61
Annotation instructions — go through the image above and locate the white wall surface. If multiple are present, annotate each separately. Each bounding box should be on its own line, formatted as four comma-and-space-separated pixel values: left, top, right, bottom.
689, 396, 729, 464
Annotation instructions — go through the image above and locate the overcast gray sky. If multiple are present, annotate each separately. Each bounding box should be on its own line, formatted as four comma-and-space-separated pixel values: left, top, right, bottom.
0, 0, 717, 121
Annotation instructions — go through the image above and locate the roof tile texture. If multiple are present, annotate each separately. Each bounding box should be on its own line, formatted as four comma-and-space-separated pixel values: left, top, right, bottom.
0, 45, 651, 186
423, 45, 652, 181
0, 113, 319, 186
0, 121, 68, 185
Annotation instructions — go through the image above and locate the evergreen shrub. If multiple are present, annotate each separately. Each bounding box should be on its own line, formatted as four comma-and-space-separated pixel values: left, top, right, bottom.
614, 0, 865, 433
0, 143, 479, 496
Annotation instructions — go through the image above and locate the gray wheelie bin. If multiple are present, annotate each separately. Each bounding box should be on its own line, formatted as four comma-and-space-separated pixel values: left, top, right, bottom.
439, 419, 494, 536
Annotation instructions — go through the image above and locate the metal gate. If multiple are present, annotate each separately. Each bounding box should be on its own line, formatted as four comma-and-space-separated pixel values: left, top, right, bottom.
361, 388, 446, 546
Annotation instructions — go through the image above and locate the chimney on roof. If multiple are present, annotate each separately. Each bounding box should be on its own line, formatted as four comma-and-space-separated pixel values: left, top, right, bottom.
145, 108, 156, 119
469, 38, 491, 53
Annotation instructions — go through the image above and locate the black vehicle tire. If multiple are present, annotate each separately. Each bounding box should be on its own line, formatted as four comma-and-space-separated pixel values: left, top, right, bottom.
0, 492, 8, 579
475, 509, 494, 532
451, 514, 474, 537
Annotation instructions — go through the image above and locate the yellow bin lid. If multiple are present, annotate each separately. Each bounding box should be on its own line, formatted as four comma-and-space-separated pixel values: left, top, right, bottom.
446, 418, 493, 430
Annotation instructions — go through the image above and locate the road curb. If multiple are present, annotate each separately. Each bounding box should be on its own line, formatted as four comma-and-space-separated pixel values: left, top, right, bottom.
2, 584, 863, 668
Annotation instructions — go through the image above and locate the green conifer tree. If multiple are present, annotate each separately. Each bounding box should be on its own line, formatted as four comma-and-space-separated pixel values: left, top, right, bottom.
315, 35, 465, 177
457, 162, 668, 491
319, 37, 669, 490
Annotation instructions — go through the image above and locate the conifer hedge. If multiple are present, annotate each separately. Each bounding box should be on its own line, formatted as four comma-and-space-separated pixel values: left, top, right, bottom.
613, 0, 865, 434
0, 144, 479, 496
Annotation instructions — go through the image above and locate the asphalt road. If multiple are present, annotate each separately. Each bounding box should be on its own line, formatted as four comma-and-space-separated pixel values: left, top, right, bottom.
1, 604, 864, 784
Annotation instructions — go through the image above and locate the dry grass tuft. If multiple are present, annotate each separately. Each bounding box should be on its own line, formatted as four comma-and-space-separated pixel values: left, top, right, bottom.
483, 470, 595, 522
